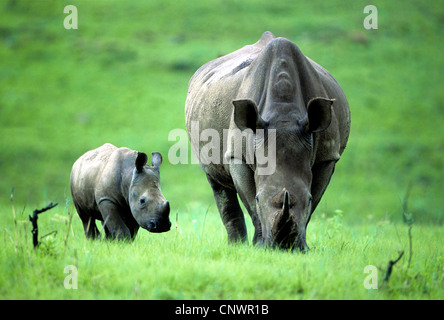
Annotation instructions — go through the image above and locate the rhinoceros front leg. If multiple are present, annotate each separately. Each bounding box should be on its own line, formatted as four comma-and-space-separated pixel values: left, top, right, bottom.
228, 163, 263, 246
206, 174, 247, 243
97, 199, 132, 240
308, 160, 336, 225
82, 216, 101, 239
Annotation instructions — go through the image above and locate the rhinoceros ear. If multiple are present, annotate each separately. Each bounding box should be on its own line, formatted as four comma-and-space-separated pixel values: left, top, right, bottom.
232, 99, 267, 132
135, 152, 148, 173
151, 152, 163, 168
306, 97, 334, 133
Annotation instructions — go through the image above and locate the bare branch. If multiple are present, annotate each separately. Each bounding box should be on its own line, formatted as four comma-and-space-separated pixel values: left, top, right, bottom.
401, 182, 414, 268
383, 251, 404, 282
28, 202, 58, 249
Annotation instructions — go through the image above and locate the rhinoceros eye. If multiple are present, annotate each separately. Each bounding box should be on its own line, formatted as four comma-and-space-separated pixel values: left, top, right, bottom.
139, 196, 148, 208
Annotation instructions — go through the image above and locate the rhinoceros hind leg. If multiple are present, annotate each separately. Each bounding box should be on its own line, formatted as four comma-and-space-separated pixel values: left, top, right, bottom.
74, 204, 101, 239
206, 174, 247, 243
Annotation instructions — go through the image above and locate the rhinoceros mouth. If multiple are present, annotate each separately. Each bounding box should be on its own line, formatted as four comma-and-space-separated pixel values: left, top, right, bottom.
143, 201, 171, 233
144, 219, 171, 233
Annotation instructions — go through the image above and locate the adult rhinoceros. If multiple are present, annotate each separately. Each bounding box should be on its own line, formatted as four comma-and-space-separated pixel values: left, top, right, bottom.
185, 31, 350, 250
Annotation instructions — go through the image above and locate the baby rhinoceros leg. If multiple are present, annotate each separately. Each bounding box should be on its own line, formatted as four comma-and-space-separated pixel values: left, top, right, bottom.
98, 199, 132, 240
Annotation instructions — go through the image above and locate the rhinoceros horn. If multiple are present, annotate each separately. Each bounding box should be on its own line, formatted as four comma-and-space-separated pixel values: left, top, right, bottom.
158, 200, 170, 219
276, 189, 309, 252
282, 189, 290, 220
273, 189, 308, 251
272, 189, 292, 237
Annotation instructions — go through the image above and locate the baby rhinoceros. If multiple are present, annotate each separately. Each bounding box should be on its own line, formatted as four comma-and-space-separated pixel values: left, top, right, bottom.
70, 143, 171, 240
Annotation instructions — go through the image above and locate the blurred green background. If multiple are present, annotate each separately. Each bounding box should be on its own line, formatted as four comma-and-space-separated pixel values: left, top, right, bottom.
1, 0, 443, 224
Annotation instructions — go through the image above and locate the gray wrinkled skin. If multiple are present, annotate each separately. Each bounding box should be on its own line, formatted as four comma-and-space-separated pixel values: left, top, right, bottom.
70, 143, 171, 240
185, 32, 350, 250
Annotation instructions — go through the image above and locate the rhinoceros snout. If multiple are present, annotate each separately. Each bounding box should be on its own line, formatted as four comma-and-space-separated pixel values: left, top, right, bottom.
146, 218, 171, 233
146, 201, 171, 233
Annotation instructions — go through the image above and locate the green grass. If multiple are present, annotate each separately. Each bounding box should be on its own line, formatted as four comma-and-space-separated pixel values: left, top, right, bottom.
1, 0, 443, 299
1, 202, 443, 299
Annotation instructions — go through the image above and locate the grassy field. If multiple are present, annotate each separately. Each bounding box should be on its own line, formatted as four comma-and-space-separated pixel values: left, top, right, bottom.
1, 0, 443, 299
2, 202, 443, 299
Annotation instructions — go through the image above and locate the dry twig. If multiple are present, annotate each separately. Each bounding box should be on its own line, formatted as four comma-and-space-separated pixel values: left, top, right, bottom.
28, 202, 58, 249
383, 251, 404, 283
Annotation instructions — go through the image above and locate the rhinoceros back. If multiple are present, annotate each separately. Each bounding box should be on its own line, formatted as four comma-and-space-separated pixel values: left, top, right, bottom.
185, 32, 277, 184
70, 143, 118, 213
185, 31, 350, 171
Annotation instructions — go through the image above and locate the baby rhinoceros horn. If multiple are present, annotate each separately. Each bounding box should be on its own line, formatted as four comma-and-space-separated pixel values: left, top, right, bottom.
157, 200, 170, 218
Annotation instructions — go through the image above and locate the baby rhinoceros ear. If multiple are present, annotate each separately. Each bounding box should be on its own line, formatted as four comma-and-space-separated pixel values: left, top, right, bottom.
151, 152, 163, 172
135, 152, 148, 173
